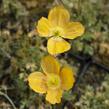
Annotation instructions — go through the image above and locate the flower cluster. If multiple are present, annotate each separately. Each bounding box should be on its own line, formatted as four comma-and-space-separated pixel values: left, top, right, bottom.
28, 5, 84, 104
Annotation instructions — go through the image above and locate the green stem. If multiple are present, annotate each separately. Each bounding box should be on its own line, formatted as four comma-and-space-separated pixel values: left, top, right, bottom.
52, 104, 55, 109
0, 91, 17, 109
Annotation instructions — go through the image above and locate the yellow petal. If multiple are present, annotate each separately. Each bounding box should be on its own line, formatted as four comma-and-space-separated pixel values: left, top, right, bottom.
37, 17, 51, 37
41, 55, 60, 75
60, 66, 75, 90
63, 22, 85, 39
47, 37, 71, 55
46, 89, 63, 104
28, 72, 47, 93
48, 6, 70, 27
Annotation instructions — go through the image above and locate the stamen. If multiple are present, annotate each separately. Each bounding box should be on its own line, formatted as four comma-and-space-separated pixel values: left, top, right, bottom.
47, 73, 61, 90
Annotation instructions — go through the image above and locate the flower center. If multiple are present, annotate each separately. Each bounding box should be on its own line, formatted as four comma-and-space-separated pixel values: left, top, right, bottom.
51, 27, 64, 37
47, 73, 61, 90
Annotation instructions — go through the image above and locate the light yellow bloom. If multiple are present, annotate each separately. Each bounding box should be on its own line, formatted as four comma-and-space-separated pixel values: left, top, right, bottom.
28, 55, 75, 104
37, 6, 85, 55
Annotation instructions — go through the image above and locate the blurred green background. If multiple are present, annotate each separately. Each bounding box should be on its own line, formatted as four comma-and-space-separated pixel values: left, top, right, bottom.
0, 0, 109, 109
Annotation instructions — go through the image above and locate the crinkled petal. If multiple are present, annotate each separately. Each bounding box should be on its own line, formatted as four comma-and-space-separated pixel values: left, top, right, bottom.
63, 22, 85, 39
46, 89, 63, 104
60, 66, 75, 90
48, 6, 70, 27
47, 37, 71, 55
37, 17, 51, 37
41, 55, 60, 75
28, 72, 47, 93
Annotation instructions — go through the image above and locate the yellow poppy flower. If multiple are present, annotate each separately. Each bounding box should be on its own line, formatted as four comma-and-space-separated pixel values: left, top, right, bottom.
28, 55, 75, 104
37, 6, 85, 55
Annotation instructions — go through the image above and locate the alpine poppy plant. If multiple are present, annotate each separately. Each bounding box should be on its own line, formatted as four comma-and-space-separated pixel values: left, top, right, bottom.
37, 6, 85, 55
28, 55, 75, 104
